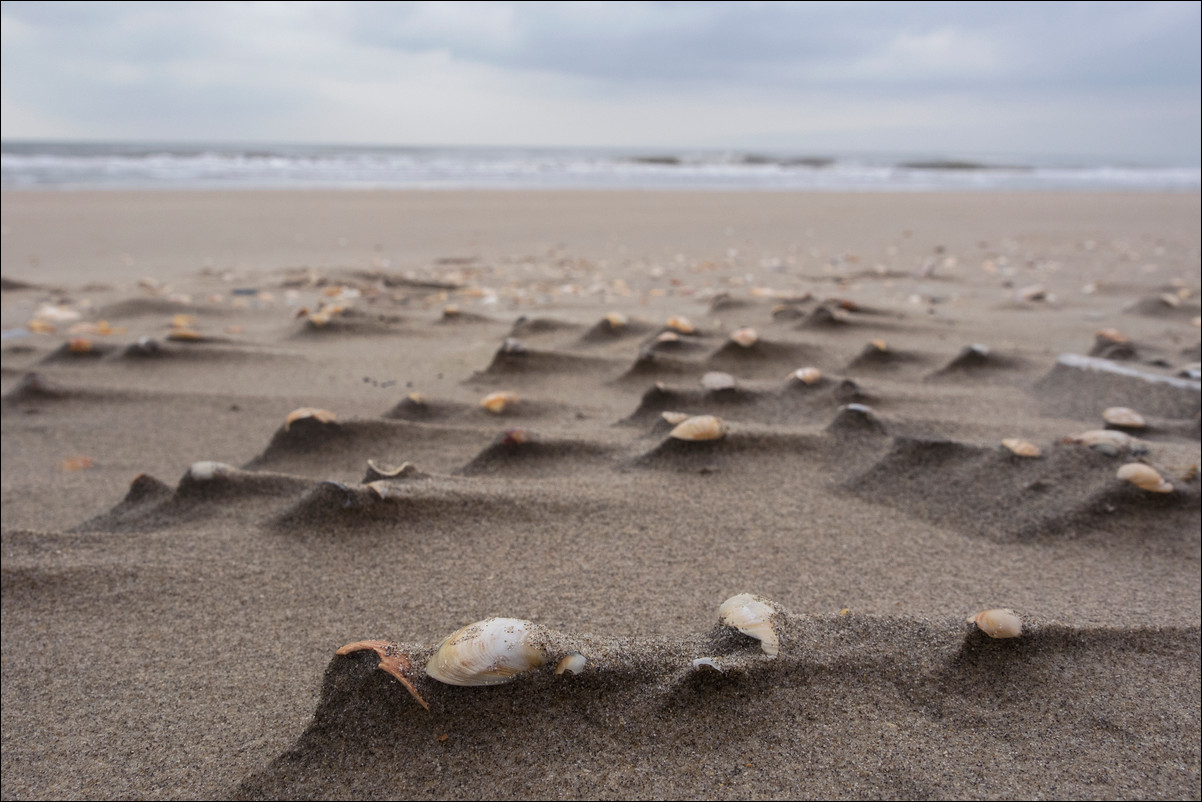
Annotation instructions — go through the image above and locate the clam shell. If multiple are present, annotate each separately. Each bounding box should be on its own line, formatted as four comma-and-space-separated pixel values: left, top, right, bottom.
425, 617, 548, 686
480, 391, 519, 414
666, 315, 695, 334
730, 327, 758, 348
1116, 463, 1173, 493
966, 608, 1022, 638
285, 407, 337, 430
718, 593, 780, 657
670, 415, 728, 441
1001, 438, 1041, 458
1095, 328, 1127, 344
1064, 429, 1139, 452
701, 371, 737, 391
604, 312, 628, 328
1102, 407, 1146, 429
791, 367, 823, 385
661, 411, 691, 425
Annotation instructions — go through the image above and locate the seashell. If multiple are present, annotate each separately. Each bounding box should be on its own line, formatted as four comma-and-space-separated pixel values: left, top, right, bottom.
555, 652, 587, 675
1116, 463, 1173, 493
1063, 429, 1139, 453
480, 391, 519, 414
966, 609, 1022, 639
499, 428, 528, 445
172, 314, 197, 329
670, 415, 728, 441
1095, 328, 1127, 344
1159, 292, 1182, 308
188, 460, 236, 481
604, 312, 627, 329
60, 455, 95, 472
1102, 407, 1146, 429
284, 407, 337, 430
655, 331, 680, 344
791, 367, 822, 385
364, 459, 418, 482
718, 593, 779, 657
701, 371, 737, 391
442, 304, 460, 318
336, 640, 428, 709
691, 657, 725, 672
730, 327, 758, 348
307, 311, 331, 327
407, 392, 427, 405
1016, 283, 1046, 302
500, 338, 527, 355
1001, 438, 1041, 458
661, 411, 691, 425
869, 338, 888, 351
67, 337, 94, 353
425, 617, 548, 686
666, 315, 695, 334
166, 328, 203, 341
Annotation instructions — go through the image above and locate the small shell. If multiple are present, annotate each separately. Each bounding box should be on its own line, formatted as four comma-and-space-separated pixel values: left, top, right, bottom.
188, 461, 236, 481
555, 652, 587, 675
718, 593, 779, 657
1064, 429, 1138, 452
604, 312, 628, 329
425, 618, 548, 686
655, 331, 680, 344
364, 459, 418, 481
500, 338, 527, 355
166, 328, 203, 341
869, 338, 888, 351
966, 609, 1023, 638
730, 327, 758, 348
285, 407, 337, 430
1116, 463, 1173, 493
701, 371, 737, 391
171, 314, 198, 329
67, 337, 94, 353
661, 411, 691, 425
670, 415, 728, 441
691, 657, 725, 672
1001, 438, 1041, 458
480, 391, 519, 414
1102, 407, 1146, 429
1095, 328, 1127, 344
442, 304, 460, 318
791, 367, 822, 385
307, 311, 331, 327
666, 315, 695, 334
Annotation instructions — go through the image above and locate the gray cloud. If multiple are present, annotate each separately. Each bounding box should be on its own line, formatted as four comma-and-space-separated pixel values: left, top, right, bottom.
1, 1, 1198, 160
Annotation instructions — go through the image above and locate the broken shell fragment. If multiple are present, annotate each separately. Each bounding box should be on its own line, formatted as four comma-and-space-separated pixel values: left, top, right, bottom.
718, 593, 780, 658
1116, 463, 1173, 493
337, 640, 428, 709
363, 459, 419, 482
1102, 407, 1146, 429
555, 652, 587, 675
791, 367, 823, 385
1001, 438, 1042, 458
1063, 429, 1141, 455
730, 327, 758, 348
480, 391, 519, 414
284, 407, 337, 430
604, 312, 628, 329
425, 618, 548, 686
691, 657, 725, 672
701, 371, 737, 391
966, 609, 1023, 639
68, 337, 94, 353
661, 411, 691, 425
670, 415, 728, 441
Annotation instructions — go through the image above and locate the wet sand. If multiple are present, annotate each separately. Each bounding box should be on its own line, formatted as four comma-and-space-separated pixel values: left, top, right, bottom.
1, 190, 1199, 799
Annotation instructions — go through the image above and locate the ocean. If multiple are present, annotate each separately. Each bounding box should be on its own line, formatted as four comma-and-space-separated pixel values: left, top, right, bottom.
2, 141, 1198, 192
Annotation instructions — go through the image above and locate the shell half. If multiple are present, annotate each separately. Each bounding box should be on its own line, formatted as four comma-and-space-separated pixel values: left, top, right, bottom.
1116, 463, 1173, 493
718, 593, 780, 658
425, 618, 548, 686
670, 415, 728, 441
966, 609, 1023, 639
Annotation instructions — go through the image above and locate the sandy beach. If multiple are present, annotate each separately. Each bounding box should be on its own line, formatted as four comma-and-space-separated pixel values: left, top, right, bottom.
1, 189, 1199, 800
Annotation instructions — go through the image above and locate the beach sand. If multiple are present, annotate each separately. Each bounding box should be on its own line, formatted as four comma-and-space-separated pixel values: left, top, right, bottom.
1, 190, 1199, 799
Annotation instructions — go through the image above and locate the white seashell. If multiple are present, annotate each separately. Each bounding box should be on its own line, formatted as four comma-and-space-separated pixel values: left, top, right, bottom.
425, 618, 548, 686
791, 367, 822, 385
691, 657, 725, 672
1116, 463, 1173, 493
1001, 438, 1041, 458
670, 415, 728, 441
718, 593, 780, 658
285, 407, 337, 430
966, 609, 1022, 638
701, 371, 737, 391
1064, 429, 1138, 451
188, 461, 235, 481
655, 331, 680, 344
661, 411, 691, 425
730, 327, 758, 348
480, 391, 519, 413
555, 652, 587, 675
1102, 407, 1146, 428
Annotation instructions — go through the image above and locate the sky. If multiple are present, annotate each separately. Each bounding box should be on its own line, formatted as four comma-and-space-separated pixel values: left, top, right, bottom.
1, 1, 1199, 162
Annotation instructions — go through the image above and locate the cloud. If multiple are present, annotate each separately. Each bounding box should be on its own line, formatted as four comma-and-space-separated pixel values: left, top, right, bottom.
1, 1, 1198, 160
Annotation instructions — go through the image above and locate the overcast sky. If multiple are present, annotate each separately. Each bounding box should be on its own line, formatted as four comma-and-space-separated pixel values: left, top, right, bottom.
2, 1, 1199, 162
